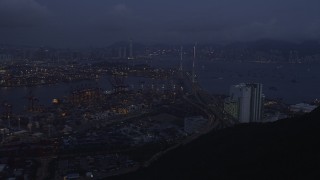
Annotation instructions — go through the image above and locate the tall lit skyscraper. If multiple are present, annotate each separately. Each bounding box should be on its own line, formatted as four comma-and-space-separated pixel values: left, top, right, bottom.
226, 83, 264, 123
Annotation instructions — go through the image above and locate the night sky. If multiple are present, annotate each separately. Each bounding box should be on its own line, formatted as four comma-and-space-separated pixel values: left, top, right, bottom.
0, 0, 320, 47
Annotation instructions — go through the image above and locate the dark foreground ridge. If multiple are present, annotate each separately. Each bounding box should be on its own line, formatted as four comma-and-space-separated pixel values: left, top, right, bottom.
110, 107, 320, 180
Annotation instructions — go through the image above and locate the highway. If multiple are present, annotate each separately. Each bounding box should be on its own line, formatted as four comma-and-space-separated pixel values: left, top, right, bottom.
142, 71, 236, 168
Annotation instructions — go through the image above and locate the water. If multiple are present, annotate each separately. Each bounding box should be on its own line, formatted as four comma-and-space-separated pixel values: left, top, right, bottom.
196, 61, 320, 104
0, 77, 112, 113
149, 58, 320, 104
1, 60, 320, 113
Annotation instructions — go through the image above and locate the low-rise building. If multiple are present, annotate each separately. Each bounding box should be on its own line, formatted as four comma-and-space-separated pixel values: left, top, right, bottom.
224, 98, 239, 119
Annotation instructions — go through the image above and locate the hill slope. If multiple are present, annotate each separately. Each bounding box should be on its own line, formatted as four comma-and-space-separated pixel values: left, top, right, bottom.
110, 107, 320, 180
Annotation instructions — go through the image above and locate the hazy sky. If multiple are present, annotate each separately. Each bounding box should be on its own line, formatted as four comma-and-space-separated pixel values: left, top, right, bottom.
0, 0, 320, 47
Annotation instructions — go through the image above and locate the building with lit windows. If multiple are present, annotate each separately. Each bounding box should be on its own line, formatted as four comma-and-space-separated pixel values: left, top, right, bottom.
225, 83, 264, 123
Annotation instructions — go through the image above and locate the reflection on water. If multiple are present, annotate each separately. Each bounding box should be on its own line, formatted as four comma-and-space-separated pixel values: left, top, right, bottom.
1, 60, 320, 112
0, 77, 112, 113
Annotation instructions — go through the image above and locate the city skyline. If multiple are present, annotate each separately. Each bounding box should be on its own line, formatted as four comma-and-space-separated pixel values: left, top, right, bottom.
1, 1, 320, 179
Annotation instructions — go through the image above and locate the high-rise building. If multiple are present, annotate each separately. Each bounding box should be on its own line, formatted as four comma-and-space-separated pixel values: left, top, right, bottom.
179, 46, 183, 71
118, 47, 122, 58
247, 83, 264, 122
128, 39, 134, 59
192, 44, 196, 83
123, 47, 127, 58
225, 83, 264, 123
